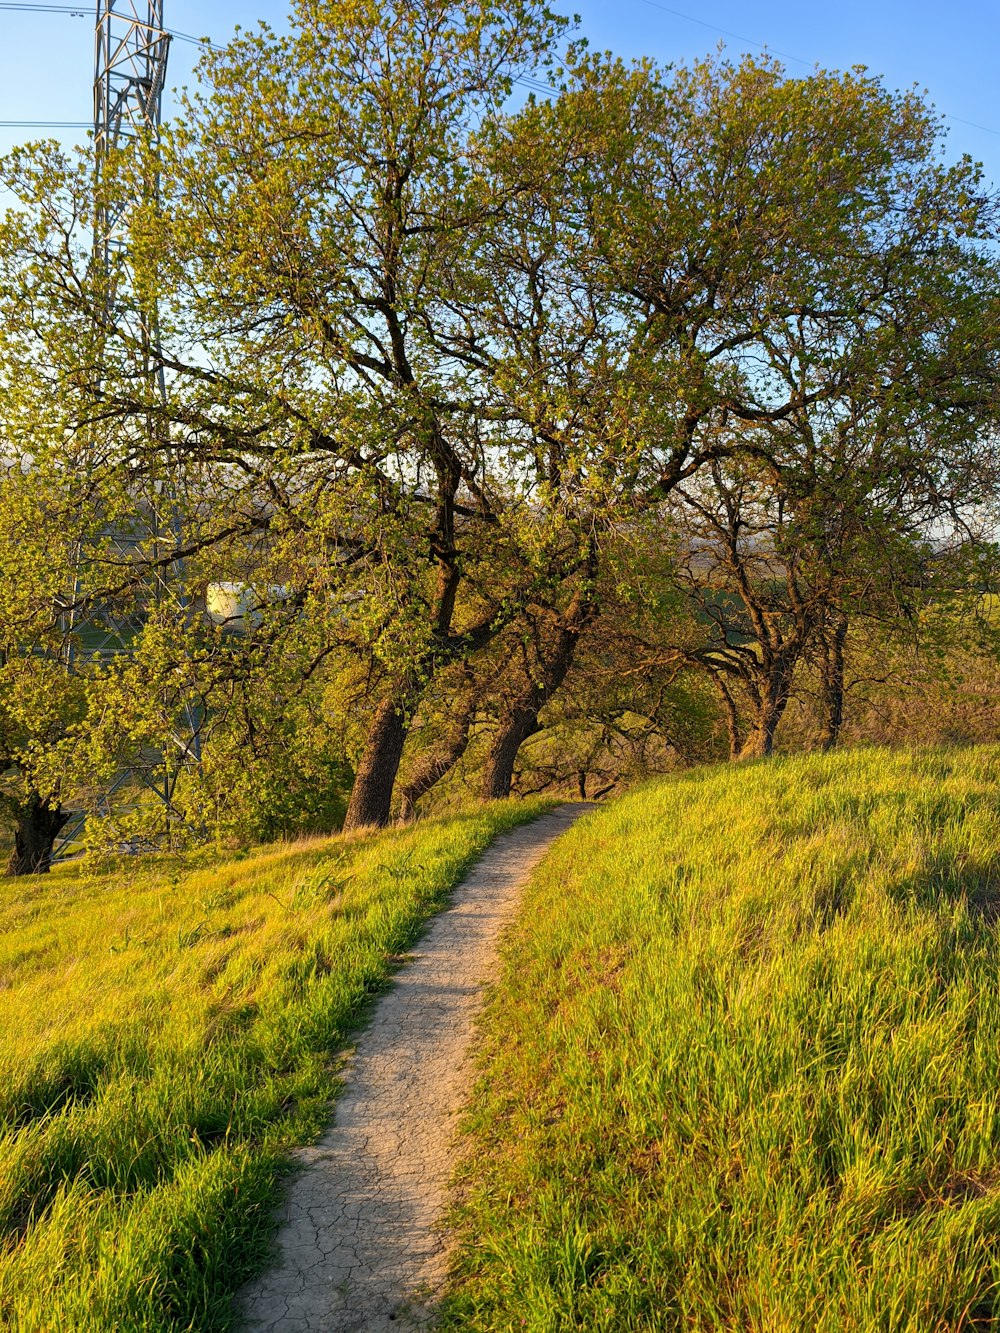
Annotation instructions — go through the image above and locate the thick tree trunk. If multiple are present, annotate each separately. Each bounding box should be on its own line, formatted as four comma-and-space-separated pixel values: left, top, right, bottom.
481, 695, 543, 800
819, 611, 849, 752
6, 794, 69, 876
714, 678, 743, 760
481, 613, 586, 800
736, 680, 792, 760
343, 696, 410, 831
397, 699, 475, 823
480, 543, 598, 803
736, 716, 780, 760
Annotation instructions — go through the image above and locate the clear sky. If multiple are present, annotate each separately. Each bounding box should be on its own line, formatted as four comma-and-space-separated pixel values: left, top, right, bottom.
1, 0, 998, 187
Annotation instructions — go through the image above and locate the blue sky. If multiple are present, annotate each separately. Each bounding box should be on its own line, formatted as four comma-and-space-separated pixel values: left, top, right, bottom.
1, 0, 998, 186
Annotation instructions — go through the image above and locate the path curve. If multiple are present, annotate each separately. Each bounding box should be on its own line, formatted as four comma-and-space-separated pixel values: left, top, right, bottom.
238, 802, 594, 1333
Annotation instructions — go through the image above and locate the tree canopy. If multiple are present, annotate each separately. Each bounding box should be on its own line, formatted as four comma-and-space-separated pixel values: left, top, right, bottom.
0, 2, 998, 870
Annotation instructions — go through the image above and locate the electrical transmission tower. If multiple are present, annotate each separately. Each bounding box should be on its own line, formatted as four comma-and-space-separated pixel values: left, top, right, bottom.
94, 0, 170, 274
55, 0, 201, 855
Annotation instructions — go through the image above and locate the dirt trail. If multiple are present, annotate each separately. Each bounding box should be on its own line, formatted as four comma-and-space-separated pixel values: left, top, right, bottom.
238, 802, 594, 1333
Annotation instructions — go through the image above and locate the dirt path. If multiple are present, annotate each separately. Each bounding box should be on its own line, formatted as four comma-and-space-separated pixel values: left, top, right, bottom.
238, 803, 594, 1333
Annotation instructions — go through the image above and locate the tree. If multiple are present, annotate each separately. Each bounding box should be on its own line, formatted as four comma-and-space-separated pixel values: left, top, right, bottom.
479, 571, 597, 800
458, 50, 1000, 774
154, 0, 583, 829
667, 455, 874, 760
166, 41, 1000, 817
0, 459, 114, 873
666, 430, 999, 762
2, 32, 999, 839
592, 50, 1000, 759
395, 662, 481, 821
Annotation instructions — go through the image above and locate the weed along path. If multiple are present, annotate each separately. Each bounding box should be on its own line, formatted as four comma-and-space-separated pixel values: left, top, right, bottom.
238, 802, 595, 1333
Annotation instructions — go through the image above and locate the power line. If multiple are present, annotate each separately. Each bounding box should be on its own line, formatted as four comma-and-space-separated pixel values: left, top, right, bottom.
636, 0, 811, 68
632, 0, 1000, 141
0, 2, 220, 47
9, 101, 995, 143
0, 2, 551, 81
515, 74, 559, 96
0, 5, 551, 121
942, 113, 1000, 140
0, 2, 222, 131
2, 2, 997, 143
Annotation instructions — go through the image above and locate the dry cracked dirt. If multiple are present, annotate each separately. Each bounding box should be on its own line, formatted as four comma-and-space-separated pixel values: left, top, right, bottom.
237, 802, 594, 1332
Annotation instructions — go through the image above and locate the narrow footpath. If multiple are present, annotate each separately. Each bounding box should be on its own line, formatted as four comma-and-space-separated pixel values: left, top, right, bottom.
238, 802, 594, 1333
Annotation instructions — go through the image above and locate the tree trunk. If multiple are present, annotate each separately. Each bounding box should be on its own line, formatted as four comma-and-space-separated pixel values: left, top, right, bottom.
397, 699, 475, 822
343, 696, 410, 830
736, 716, 780, 760
481, 696, 543, 800
819, 611, 849, 752
6, 794, 70, 876
736, 663, 797, 761
479, 540, 599, 802
480, 605, 588, 802
714, 678, 743, 760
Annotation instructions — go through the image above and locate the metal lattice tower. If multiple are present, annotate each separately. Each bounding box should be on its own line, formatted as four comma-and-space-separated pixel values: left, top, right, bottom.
54, 0, 200, 856
94, 0, 170, 265
92, 0, 173, 600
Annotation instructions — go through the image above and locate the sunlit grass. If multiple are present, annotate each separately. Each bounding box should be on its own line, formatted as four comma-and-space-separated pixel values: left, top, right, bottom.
444, 747, 1000, 1331
0, 799, 549, 1331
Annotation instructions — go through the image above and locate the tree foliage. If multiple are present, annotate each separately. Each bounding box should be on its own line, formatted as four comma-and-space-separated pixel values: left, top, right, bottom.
0, 11, 999, 868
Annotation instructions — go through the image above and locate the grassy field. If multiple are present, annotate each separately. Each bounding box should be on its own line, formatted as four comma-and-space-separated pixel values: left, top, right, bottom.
0, 800, 548, 1331
443, 747, 1000, 1332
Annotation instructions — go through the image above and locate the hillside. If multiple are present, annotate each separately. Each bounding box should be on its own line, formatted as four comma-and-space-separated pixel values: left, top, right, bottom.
0, 802, 547, 1331
444, 747, 1000, 1331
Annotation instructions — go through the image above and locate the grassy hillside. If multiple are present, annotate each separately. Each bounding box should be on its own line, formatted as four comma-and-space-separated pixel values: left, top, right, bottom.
0, 801, 548, 1331
444, 748, 1000, 1332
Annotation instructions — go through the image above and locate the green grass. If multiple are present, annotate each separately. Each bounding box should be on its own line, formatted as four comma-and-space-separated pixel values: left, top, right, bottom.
443, 747, 1000, 1332
0, 799, 549, 1331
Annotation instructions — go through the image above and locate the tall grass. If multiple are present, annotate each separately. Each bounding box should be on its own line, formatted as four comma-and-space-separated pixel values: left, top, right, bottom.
444, 748, 1000, 1331
0, 800, 548, 1330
